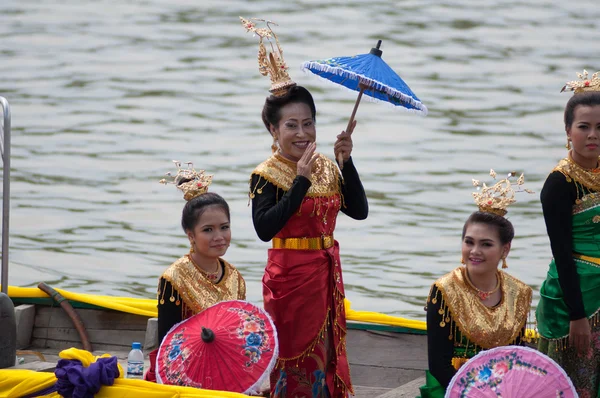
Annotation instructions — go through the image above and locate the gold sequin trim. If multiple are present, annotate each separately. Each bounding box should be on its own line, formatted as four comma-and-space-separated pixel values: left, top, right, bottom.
428, 267, 532, 349
250, 153, 341, 198
160, 255, 246, 314
553, 156, 600, 214
541, 307, 600, 351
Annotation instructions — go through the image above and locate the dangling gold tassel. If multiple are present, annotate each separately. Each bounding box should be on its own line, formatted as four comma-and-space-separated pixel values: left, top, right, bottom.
271, 136, 278, 153
502, 257, 508, 269
565, 138, 571, 150
189, 241, 195, 254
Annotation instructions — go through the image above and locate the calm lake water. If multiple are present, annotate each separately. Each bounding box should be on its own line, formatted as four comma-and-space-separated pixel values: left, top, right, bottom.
1, 0, 599, 320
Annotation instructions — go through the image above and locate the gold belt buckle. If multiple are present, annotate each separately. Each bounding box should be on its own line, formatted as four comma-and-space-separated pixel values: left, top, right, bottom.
322, 235, 333, 249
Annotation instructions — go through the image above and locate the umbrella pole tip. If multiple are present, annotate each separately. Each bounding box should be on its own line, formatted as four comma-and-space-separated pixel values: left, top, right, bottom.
370, 40, 383, 57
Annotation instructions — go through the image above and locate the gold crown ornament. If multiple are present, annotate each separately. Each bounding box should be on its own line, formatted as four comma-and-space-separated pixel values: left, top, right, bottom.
240, 16, 296, 97
471, 169, 534, 217
159, 160, 213, 201
561, 70, 600, 94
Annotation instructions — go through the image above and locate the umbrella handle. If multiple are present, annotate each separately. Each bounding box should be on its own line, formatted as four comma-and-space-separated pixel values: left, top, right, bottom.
338, 85, 366, 169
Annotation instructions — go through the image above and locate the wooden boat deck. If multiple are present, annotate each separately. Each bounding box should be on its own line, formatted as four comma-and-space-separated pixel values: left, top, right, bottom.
9, 303, 428, 397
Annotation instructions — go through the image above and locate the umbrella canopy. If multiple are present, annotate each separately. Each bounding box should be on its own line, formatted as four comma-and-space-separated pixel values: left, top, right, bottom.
302, 41, 427, 167
302, 41, 427, 115
156, 300, 278, 395
445, 346, 577, 397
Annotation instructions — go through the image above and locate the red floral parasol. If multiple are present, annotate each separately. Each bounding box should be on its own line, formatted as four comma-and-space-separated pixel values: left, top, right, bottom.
156, 300, 278, 395
445, 346, 577, 397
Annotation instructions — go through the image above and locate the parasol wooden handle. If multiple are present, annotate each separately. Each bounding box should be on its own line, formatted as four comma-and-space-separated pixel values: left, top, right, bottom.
338, 84, 367, 169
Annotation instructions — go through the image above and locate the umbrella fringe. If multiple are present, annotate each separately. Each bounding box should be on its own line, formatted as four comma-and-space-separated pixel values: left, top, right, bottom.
301, 62, 428, 116
243, 302, 279, 396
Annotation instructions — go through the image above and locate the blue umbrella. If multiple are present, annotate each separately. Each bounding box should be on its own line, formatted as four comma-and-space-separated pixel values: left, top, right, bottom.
302, 40, 427, 164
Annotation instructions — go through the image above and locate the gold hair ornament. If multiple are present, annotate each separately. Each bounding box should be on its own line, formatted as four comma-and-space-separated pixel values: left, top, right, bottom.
240, 16, 296, 97
159, 160, 213, 201
471, 169, 534, 217
561, 70, 600, 94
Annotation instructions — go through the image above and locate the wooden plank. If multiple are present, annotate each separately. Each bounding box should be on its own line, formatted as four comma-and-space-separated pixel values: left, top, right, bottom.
9, 361, 57, 372
376, 377, 426, 398
350, 364, 424, 390
354, 386, 392, 398
34, 306, 149, 330
347, 329, 427, 370
14, 304, 36, 349
32, 327, 145, 347
30, 338, 136, 353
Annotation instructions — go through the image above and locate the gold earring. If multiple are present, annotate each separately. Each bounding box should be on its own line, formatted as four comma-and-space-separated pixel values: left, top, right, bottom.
566, 138, 571, 150
271, 137, 278, 153
189, 241, 195, 254
460, 257, 466, 265
502, 257, 508, 269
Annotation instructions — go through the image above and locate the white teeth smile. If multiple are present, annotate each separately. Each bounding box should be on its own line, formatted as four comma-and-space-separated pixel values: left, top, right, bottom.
294, 141, 309, 148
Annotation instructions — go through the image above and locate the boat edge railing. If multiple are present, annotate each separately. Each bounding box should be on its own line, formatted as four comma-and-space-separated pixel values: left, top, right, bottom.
1, 96, 11, 295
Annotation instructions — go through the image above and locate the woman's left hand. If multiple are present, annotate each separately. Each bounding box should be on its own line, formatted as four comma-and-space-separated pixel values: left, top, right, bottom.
334, 120, 356, 164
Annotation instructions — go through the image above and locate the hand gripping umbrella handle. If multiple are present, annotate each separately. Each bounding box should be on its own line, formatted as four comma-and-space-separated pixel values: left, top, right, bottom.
338, 85, 366, 169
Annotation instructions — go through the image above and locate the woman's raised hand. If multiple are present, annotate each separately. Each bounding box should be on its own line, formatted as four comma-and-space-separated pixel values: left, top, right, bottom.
297, 142, 318, 179
334, 119, 357, 165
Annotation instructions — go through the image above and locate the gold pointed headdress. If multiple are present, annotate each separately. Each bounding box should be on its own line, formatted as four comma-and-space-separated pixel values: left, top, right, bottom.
240, 16, 296, 97
561, 70, 600, 94
159, 160, 213, 201
471, 169, 534, 217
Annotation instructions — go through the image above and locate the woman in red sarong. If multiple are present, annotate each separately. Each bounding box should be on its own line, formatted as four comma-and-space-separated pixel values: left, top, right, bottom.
249, 83, 369, 398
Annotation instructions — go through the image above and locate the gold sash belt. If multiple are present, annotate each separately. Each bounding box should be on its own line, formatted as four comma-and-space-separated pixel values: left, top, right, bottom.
573, 253, 600, 266
272, 235, 334, 250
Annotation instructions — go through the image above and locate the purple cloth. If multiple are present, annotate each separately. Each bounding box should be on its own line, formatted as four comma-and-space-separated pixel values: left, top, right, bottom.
54, 356, 120, 398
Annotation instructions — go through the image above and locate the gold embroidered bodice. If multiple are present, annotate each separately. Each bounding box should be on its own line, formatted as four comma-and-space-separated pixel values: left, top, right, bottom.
159, 255, 246, 315
429, 267, 532, 350
553, 155, 600, 203
250, 152, 341, 198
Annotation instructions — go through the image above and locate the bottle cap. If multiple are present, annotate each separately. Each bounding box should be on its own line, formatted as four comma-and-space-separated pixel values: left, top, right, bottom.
132, 342, 142, 350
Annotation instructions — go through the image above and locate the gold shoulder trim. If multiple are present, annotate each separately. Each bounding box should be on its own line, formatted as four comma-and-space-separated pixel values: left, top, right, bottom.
553, 156, 600, 192
433, 267, 531, 349
161, 255, 245, 314
250, 153, 340, 198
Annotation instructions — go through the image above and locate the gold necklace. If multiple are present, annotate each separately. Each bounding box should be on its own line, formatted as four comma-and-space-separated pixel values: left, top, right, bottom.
464, 269, 501, 300
189, 255, 220, 283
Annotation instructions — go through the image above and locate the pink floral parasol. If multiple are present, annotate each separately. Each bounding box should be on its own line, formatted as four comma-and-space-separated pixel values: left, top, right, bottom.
445, 346, 577, 397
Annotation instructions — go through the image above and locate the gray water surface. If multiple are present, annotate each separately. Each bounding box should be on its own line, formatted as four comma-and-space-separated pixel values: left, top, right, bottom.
1, 0, 599, 319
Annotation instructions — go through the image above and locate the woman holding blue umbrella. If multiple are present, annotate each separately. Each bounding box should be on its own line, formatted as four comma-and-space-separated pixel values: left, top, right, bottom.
241, 17, 369, 398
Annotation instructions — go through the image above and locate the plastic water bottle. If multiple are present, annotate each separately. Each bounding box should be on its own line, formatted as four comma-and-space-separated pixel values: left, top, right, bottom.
126, 342, 144, 379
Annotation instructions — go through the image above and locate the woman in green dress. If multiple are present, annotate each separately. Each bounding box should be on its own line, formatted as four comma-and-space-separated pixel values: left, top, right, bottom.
537, 70, 600, 397
419, 172, 533, 397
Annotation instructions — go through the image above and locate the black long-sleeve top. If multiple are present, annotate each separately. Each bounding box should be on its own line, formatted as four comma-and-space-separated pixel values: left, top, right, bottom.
540, 171, 587, 321
157, 278, 181, 344
251, 157, 368, 241
426, 285, 525, 389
